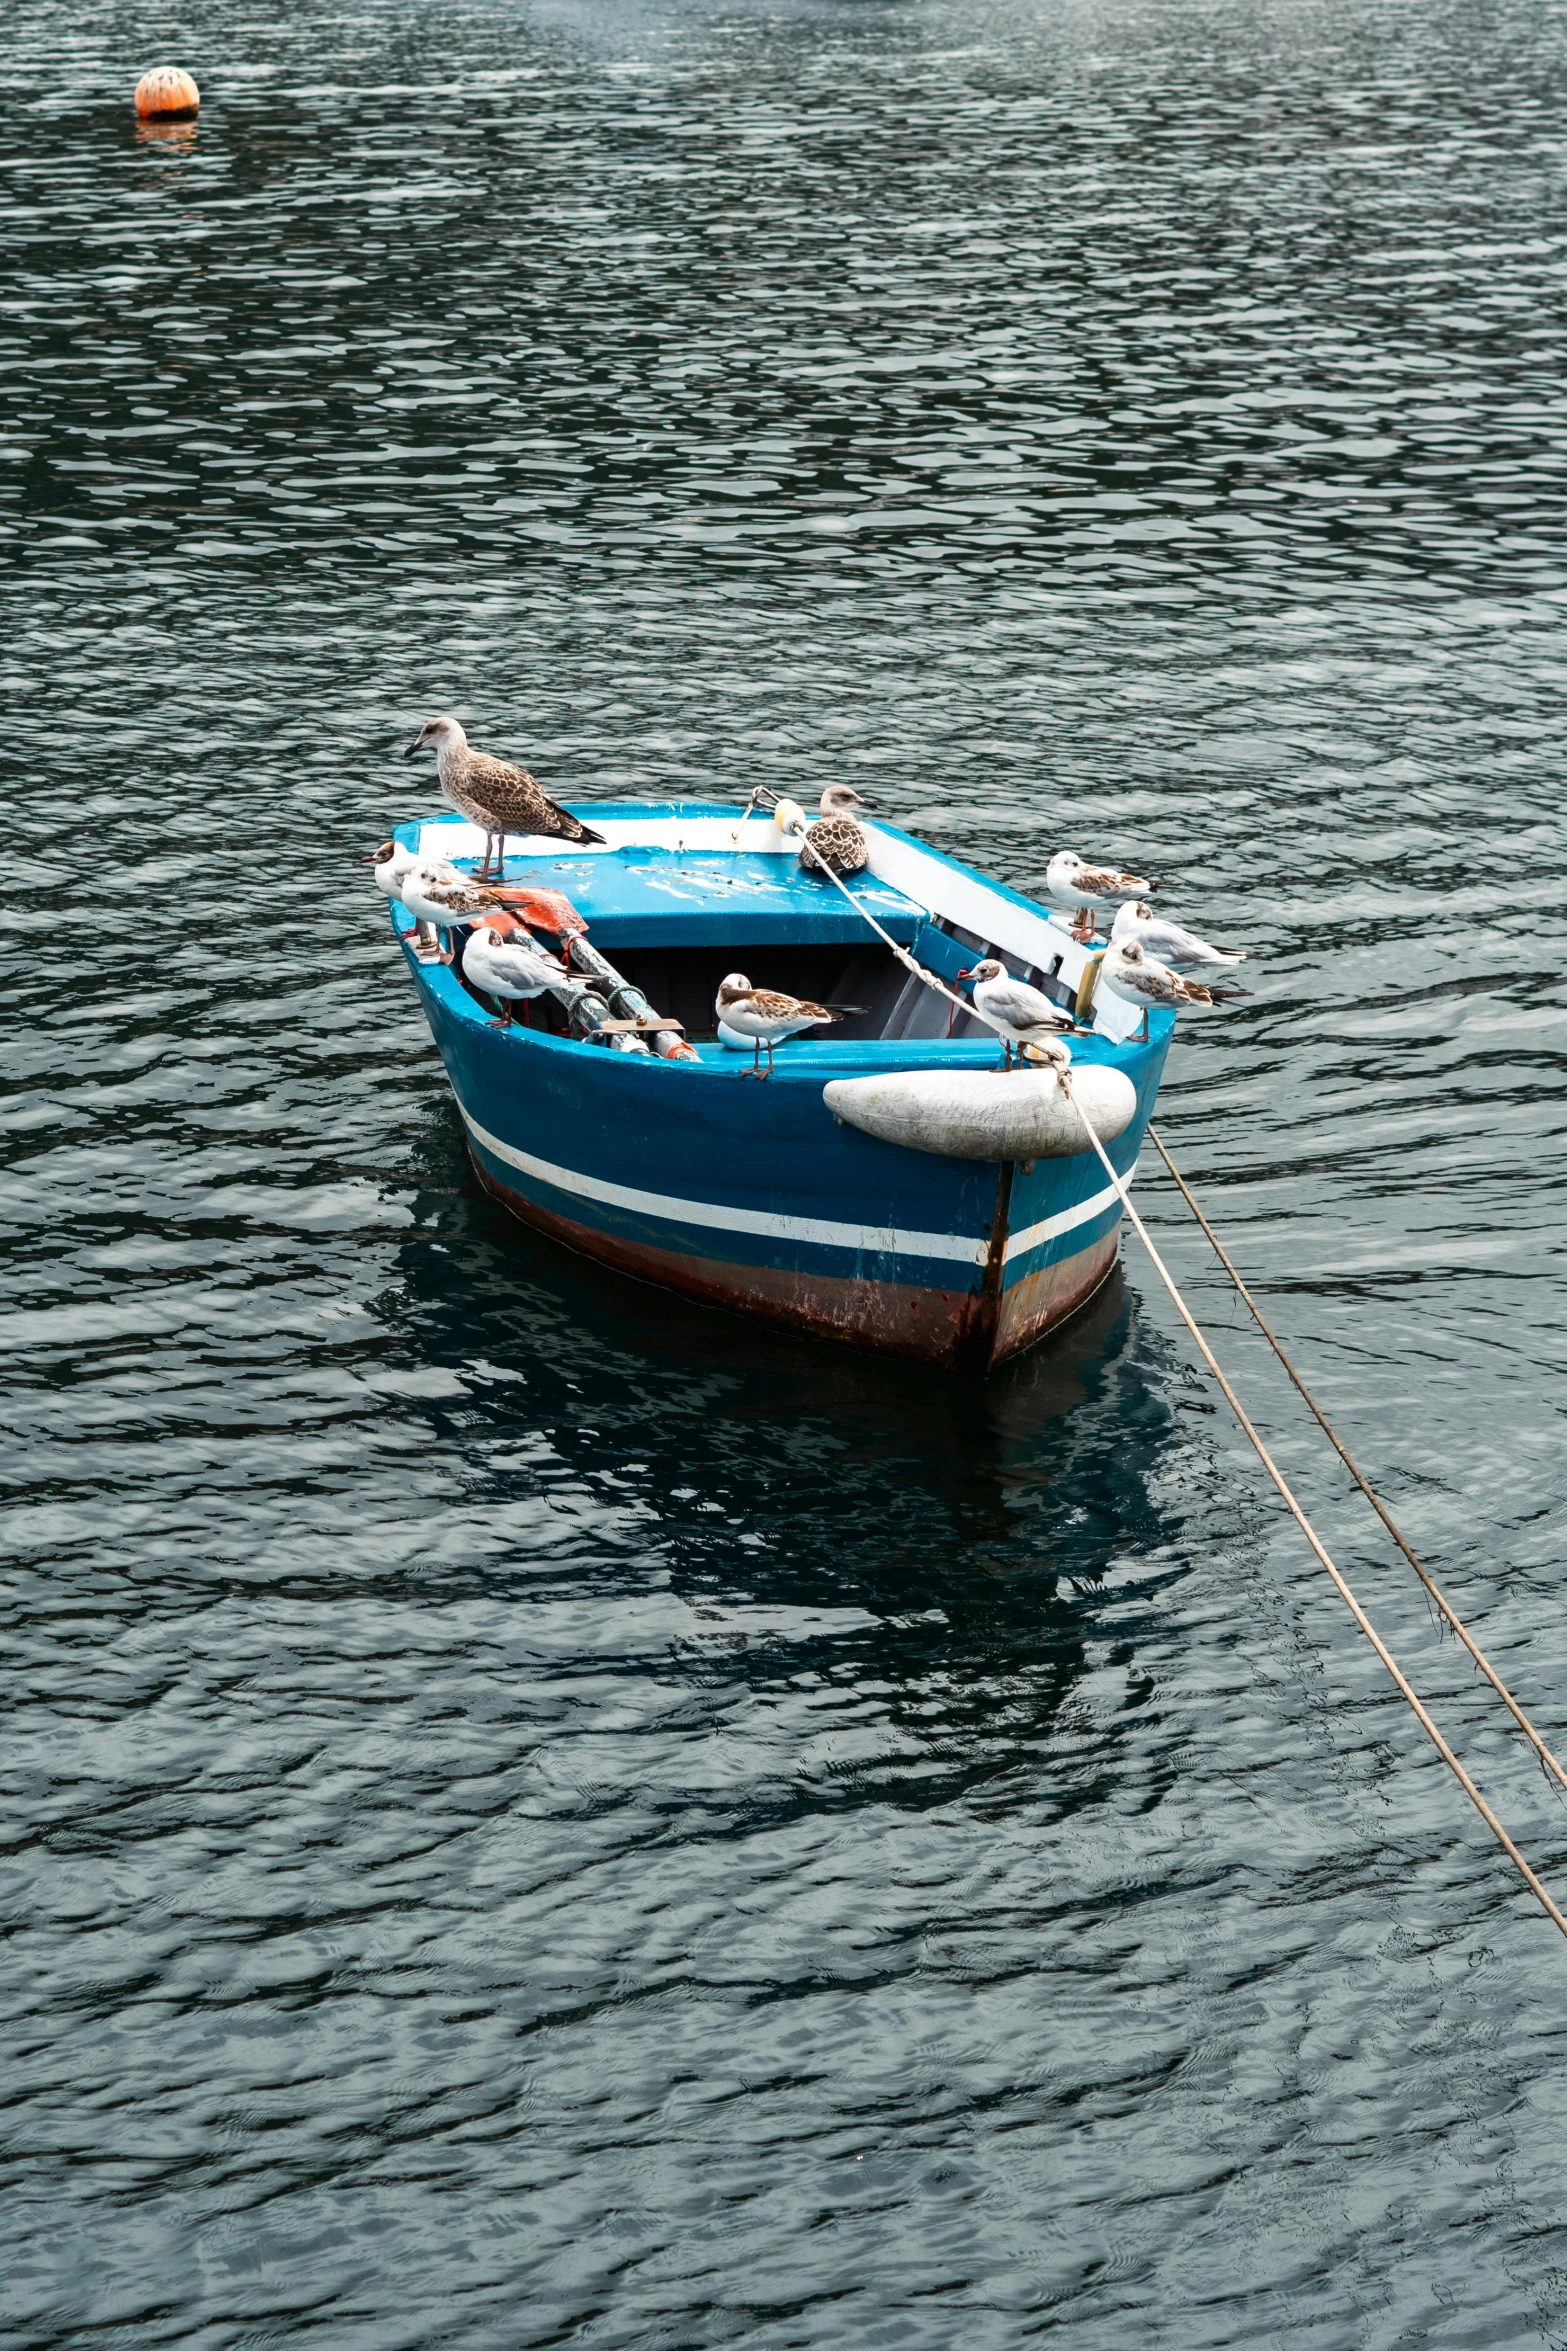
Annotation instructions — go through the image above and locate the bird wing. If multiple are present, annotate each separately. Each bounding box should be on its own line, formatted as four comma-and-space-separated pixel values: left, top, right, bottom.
493, 948, 563, 985
422, 880, 496, 916
746, 989, 825, 1021
985, 978, 1065, 1030
465, 753, 605, 846
1079, 863, 1152, 897
1115, 962, 1186, 1007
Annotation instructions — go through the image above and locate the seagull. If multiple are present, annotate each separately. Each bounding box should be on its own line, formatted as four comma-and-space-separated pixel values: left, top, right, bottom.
404, 715, 605, 880
399, 860, 509, 963
799, 786, 870, 880
364, 837, 464, 942
960, 958, 1074, 1068
715, 972, 848, 1078
1109, 900, 1247, 975
1040, 851, 1161, 942
1097, 938, 1250, 1039
461, 925, 570, 1028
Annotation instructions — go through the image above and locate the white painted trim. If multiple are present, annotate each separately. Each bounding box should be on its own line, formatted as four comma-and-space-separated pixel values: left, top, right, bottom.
1002, 1163, 1137, 1265
418, 814, 793, 861
458, 1106, 991, 1267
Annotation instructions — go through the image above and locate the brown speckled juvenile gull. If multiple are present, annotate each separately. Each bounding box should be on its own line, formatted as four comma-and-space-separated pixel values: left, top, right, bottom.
405, 715, 605, 878
799, 785, 869, 880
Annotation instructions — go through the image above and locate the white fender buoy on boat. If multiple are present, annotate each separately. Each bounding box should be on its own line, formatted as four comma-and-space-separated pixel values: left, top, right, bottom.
822, 1064, 1136, 1162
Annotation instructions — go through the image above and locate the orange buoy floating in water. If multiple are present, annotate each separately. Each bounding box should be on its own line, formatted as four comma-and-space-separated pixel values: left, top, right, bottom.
133, 66, 200, 120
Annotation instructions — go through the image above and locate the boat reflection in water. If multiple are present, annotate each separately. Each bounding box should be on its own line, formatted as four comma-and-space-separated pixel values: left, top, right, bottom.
385, 1155, 1183, 1809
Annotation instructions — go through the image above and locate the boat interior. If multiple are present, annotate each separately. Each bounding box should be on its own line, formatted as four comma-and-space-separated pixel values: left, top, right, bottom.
403, 806, 1140, 1049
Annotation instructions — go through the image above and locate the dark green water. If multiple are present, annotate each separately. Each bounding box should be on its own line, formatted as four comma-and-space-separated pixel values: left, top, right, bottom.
6, 0, 1567, 2340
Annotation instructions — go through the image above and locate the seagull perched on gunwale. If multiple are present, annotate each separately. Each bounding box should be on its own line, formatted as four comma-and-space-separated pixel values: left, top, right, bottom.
399, 860, 511, 963
961, 958, 1074, 1068
461, 925, 570, 1028
404, 715, 605, 879
366, 837, 461, 897
1098, 938, 1250, 1038
1109, 900, 1247, 975
799, 786, 870, 880
715, 973, 846, 1078
1040, 851, 1160, 942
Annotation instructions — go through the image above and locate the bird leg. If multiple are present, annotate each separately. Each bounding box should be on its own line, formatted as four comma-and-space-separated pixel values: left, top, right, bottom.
1073, 910, 1096, 943
437, 928, 457, 965
486, 996, 513, 1029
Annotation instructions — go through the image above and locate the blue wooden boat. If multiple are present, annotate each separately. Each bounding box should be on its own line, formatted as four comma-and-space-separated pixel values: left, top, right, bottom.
386, 803, 1174, 1374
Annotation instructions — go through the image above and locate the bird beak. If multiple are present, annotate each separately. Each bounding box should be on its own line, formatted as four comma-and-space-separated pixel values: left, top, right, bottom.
955, 967, 973, 985
404, 734, 424, 760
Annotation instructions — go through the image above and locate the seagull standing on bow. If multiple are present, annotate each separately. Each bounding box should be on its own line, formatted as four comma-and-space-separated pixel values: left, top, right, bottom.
1097, 938, 1250, 1039
715, 973, 848, 1078
799, 786, 870, 880
1109, 900, 1248, 977
462, 925, 571, 1028
960, 959, 1074, 1068
1041, 851, 1160, 942
367, 836, 459, 956
399, 860, 511, 963
405, 715, 605, 880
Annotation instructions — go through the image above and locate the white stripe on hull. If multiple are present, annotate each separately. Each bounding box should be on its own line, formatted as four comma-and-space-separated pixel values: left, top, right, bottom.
458, 1104, 1132, 1276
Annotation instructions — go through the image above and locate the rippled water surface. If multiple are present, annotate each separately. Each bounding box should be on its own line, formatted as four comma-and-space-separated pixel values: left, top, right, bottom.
6, 0, 1567, 2340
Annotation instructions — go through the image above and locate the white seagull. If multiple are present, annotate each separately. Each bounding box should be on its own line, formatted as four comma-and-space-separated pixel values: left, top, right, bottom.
399, 861, 508, 963
715, 972, 849, 1078
1097, 938, 1249, 1039
1041, 851, 1161, 942
1109, 899, 1247, 975
462, 925, 570, 1028
961, 959, 1074, 1068
365, 838, 464, 943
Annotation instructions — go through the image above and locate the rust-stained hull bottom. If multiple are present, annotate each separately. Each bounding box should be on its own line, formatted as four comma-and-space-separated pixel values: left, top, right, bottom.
473, 1157, 1123, 1375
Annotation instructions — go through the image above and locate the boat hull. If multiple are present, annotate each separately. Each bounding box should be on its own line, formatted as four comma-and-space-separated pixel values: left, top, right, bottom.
412, 979, 1167, 1378
390, 805, 1174, 1375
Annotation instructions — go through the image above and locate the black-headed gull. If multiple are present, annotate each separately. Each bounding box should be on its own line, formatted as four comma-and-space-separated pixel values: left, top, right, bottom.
962, 958, 1073, 1068
1098, 938, 1249, 1038
399, 860, 510, 963
715, 973, 850, 1078
462, 925, 571, 1028
1041, 851, 1161, 941
1109, 900, 1246, 975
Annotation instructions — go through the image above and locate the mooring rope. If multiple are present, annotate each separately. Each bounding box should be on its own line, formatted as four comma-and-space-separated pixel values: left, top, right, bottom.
746, 802, 1567, 1934
1063, 1093, 1567, 1943
1145, 1125, 1567, 1801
